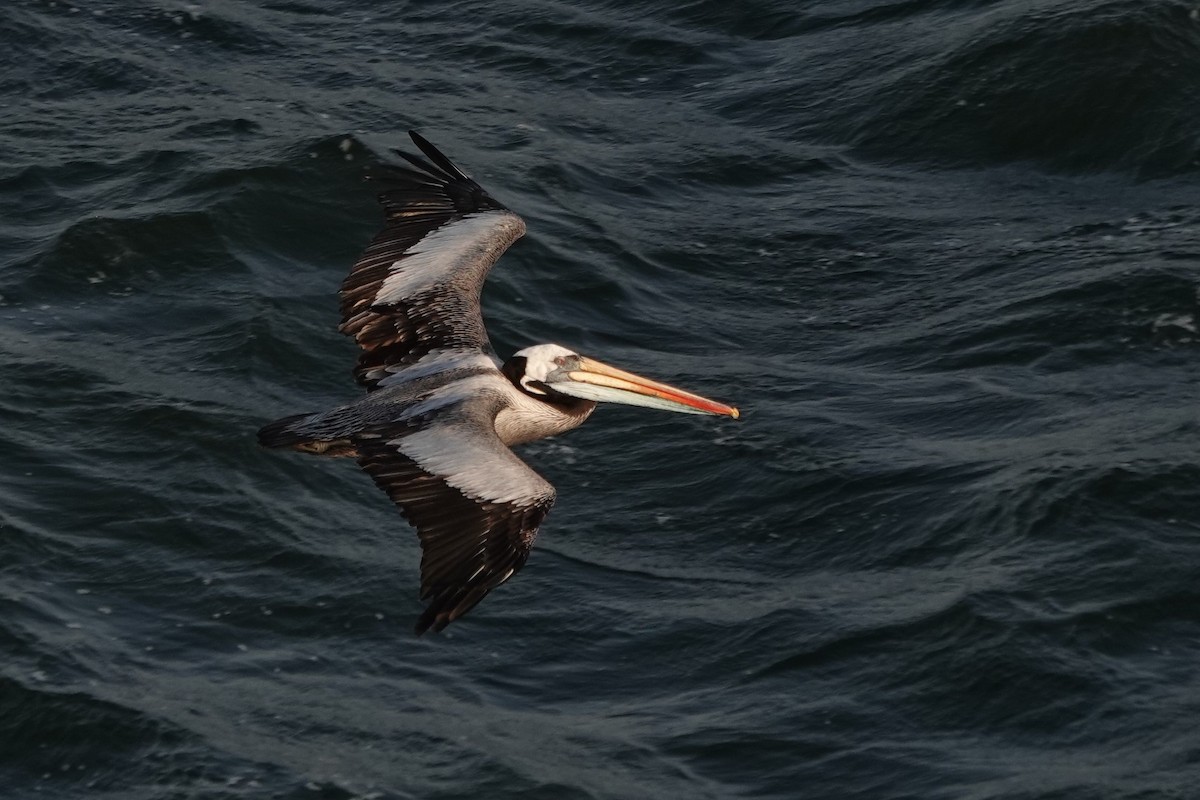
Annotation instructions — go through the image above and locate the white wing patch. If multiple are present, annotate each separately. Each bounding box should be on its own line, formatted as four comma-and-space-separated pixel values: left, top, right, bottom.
375, 349, 499, 388
397, 422, 550, 506
374, 211, 524, 304
396, 373, 503, 422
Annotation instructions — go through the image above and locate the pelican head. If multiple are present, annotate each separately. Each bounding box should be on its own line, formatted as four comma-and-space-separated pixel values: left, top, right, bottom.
507, 344, 739, 418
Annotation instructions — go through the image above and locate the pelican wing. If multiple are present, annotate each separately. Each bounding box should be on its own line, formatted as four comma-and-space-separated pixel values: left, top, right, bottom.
340, 131, 526, 390
354, 382, 555, 634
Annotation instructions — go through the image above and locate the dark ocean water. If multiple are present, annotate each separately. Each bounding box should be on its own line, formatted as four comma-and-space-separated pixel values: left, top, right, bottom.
2, 0, 1199, 797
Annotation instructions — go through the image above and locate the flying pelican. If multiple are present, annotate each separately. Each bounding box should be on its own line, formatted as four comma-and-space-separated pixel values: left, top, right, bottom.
259, 131, 739, 634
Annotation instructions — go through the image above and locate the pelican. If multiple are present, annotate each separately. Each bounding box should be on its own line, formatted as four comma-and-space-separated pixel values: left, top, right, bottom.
259, 131, 739, 634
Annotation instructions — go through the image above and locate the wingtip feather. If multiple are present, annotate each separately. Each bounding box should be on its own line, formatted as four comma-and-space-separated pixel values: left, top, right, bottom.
414, 606, 450, 636
406, 130, 471, 182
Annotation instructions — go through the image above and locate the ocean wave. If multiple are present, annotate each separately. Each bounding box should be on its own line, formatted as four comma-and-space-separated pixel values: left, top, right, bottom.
847, 1, 1200, 175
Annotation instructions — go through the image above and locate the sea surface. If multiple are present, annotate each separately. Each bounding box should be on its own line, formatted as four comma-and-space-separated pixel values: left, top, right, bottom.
2, 1, 1199, 798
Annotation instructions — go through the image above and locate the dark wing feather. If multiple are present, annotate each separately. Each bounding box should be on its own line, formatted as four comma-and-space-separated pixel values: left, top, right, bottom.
340, 131, 526, 390
395, 130, 469, 181
354, 392, 555, 634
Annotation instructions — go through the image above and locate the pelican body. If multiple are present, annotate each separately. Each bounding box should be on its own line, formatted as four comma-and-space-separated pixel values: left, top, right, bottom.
259, 132, 738, 634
